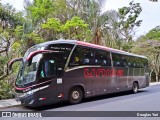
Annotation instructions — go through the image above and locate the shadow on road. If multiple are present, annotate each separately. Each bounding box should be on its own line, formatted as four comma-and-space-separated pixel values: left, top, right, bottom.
24, 90, 148, 111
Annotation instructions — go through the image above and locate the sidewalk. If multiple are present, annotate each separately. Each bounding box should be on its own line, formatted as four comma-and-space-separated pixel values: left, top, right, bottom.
0, 82, 160, 109
149, 82, 160, 86
0, 99, 21, 109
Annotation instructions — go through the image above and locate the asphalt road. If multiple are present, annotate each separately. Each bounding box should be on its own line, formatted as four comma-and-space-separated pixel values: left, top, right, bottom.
1, 84, 160, 120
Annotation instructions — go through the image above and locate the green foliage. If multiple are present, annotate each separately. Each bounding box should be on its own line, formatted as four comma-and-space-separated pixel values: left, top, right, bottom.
41, 16, 91, 40
62, 16, 88, 31
0, 4, 24, 27
122, 42, 134, 51
62, 16, 90, 40
145, 26, 160, 40
0, 80, 13, 100
28, 0, 54, 23
42, 18, 61, 31
118, 1, 142, 42
12, 42, 21, 51
14, 26, 24, 39
28, 32, 44, 44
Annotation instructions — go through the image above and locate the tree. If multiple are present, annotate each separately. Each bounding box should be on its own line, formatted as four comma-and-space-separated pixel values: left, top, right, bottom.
0, 3, 24, 80
41, 16, 91, 41
131, 40, 160, 82
145, 26, 160, 40
95, 1, 142, 50
87, 0, 107, 45
135, 26, 160, 82
118, 1, 142, 42
62, 16, 90, 41
0, 3, 26, 99
27, 0, 54, 26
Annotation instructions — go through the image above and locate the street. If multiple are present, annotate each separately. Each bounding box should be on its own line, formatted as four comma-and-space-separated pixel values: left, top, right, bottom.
1, 84, 160, 120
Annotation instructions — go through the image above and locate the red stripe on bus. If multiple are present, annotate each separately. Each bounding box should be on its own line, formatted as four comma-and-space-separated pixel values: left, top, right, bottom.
76, 41, 125, 53
15, 80, 52, 91
27, 50, 53, 61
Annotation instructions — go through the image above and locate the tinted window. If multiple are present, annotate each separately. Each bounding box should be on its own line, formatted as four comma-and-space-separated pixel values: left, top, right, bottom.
126, 56, 134, 67
39, 55, 57, 77
137, 58, 148, 68
142, 58, 148, 68
126, 56, 148, 68
48, 44, 74, 64
112, 53, 127, 67
69, 46, 94, 67
94, 51, 111, 66
135, 57, 143, 68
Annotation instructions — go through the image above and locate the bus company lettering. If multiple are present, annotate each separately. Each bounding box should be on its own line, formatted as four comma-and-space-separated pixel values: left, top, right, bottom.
84, 68, 124, 78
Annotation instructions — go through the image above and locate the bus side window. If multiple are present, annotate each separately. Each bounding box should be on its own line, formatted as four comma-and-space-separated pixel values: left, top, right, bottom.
94, 51, 111, 66
127, 56, 134, 67
120, 55, 128, 67
112, 53, 126, 67
69, 46, 94, 67
142, 58, 148, 68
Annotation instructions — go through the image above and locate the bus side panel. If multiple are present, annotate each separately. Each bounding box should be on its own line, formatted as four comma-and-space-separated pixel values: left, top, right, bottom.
133, 68, 142, 87
127, 67, 134, 89
62, 68, 87, 100
133, 68, 148, 89
116, 67, 129, 92
85, 67, 108, 96
138, 68, 146, 88
31, 79, 65, 107
63, 66, 113, 99
138, 67, 150, 88
145, 67, 150, 87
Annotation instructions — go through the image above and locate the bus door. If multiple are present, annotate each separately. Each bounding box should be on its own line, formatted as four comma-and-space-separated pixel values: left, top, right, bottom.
37, 53, 65, 100
27, 50, 64, 101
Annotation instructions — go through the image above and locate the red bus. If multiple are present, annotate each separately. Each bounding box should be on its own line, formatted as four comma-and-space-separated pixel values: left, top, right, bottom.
9, 39, 149, 107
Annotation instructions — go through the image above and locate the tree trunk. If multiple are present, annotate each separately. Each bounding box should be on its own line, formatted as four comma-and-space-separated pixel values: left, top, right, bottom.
156, 72, 159, 82
92, 27, 102, 45
149, 69, 153, 82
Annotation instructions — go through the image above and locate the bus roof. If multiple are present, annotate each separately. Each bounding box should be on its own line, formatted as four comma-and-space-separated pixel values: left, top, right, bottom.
31, 39, 147, 59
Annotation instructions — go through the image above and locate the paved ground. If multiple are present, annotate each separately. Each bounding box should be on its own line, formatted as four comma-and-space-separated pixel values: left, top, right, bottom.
0, 82, 159, 109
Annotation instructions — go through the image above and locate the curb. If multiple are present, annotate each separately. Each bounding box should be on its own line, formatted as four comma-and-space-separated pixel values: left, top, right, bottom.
0, 104, 21, 109
0, 99, 21, 109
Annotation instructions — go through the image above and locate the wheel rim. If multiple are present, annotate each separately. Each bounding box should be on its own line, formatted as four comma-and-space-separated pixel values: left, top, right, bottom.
133, 83, 138, 93
72, 91, 79, 100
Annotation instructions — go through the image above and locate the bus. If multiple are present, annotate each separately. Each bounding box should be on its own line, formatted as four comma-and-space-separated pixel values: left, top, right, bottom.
9, 39, 149, 107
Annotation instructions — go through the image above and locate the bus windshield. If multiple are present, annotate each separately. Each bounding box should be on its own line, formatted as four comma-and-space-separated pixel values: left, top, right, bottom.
16, 54, 42, 86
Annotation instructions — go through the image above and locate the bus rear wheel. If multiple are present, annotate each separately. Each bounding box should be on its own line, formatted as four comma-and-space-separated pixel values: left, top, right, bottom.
69, 87, 83, 104
132, 82, 139, 94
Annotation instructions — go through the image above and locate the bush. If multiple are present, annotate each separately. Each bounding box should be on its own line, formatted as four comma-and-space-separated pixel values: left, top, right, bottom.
0, 80, 14, 100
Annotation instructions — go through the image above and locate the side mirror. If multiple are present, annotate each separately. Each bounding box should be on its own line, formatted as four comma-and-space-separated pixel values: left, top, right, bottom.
9, 58, 23, 70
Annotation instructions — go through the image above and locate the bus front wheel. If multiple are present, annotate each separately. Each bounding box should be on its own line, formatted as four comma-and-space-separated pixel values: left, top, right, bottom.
132, 82, 139, 94
69, 87, 83, 104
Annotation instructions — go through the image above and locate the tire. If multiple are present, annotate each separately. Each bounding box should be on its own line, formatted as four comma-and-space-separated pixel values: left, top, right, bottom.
132, 82, 139, 94
69, 87, 83, 104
